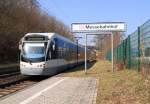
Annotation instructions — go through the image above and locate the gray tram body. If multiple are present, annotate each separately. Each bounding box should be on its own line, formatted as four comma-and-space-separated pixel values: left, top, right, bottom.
19, 33, 93, 76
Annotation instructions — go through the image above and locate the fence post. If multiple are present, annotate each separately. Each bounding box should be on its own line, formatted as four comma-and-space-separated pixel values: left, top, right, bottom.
138, 27, 141, 72
128, 36, 131, 69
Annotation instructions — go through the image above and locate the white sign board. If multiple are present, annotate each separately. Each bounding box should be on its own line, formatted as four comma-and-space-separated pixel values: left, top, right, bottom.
72, 22, 126, 33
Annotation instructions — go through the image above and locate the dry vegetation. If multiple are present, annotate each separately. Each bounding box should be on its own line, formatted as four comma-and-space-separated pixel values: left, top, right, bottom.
0, 0, 74, 63
62, 61, 150, 104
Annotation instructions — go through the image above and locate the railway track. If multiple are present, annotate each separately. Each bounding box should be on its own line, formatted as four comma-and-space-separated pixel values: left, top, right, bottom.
0, 72, 20, 78
0, 74, 47, 98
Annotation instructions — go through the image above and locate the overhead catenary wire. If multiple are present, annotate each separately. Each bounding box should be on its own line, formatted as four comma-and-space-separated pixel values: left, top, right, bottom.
38, 0, 53, 16
46, 0, 72, 24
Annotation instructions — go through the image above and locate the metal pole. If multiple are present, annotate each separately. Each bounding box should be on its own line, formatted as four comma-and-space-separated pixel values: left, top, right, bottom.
77, 39, 78, 65
111, 33, 114, 72
85, 34, 87, 74
74, 36, 82, 65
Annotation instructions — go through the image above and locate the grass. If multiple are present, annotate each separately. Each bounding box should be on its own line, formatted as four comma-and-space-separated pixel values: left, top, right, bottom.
62, 60, 150, 104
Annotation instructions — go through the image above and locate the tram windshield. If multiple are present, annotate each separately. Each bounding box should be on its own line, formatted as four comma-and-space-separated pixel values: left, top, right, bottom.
21, 42, 46, 62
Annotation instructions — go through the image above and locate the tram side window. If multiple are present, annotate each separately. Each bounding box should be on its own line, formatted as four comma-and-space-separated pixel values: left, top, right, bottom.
66, 47, 69, 60
58, 48, 61, 58
50, 41, 57, 59
57, 44, 63, 59
68, 45, 71, 61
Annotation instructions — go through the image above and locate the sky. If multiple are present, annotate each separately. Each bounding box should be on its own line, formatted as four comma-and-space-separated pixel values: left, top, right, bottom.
38, 0, 150, 45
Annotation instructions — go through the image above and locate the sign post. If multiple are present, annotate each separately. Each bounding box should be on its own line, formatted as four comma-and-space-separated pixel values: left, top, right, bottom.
71, 22, 126, 73
111, 33, 114, 72
85, 34, 87, 73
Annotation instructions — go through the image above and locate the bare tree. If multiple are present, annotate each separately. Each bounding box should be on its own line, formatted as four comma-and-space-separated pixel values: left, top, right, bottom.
0, 0, 74, 63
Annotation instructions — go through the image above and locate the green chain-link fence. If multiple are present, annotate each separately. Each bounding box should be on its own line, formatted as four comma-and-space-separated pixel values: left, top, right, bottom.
106, 19, 150, 77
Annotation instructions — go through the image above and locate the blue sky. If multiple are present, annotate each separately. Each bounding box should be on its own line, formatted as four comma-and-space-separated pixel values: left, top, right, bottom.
38, 0, 150, 45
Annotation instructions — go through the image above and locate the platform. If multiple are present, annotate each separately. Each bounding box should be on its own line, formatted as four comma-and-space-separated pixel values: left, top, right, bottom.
0, 77, 97, 104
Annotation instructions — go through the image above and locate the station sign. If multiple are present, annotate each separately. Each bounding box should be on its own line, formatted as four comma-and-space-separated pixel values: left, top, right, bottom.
71, 22, 126, 33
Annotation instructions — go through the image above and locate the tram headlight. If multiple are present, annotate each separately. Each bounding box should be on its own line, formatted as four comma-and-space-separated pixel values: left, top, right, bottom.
21, 64, 26, 68
37, 64, 45, 68
43, 64, 45, 68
